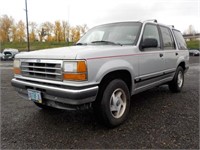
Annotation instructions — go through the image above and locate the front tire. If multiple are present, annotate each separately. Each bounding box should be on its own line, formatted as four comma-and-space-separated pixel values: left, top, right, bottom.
168, 66, 184, 93
93, 79, 130, 127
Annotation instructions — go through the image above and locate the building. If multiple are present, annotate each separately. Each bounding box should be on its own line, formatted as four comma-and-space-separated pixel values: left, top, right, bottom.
183, 33, 200, 41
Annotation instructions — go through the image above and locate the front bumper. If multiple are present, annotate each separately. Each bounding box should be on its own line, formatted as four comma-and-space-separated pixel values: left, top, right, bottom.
1, 56, 13, 60
11, 78, 98, 110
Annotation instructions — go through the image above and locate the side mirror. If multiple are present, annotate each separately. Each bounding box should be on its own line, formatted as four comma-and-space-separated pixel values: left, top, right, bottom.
142, 38, 158, 49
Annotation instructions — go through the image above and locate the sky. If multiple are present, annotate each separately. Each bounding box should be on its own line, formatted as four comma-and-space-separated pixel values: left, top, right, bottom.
0, 0, 199, 33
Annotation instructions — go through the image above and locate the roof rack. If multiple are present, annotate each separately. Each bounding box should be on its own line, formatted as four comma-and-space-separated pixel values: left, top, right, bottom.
168, 25, 175, 28
140, 19, 158, 23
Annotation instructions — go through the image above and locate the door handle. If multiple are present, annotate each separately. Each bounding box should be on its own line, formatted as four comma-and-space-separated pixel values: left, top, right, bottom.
175, 52, 178, 56
159, 53, 164, 57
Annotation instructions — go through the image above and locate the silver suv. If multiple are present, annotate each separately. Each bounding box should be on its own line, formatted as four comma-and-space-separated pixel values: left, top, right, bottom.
11, 20, 189, 127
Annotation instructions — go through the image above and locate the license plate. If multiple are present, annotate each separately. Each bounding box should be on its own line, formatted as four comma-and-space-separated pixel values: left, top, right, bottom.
27, 89, 42, 103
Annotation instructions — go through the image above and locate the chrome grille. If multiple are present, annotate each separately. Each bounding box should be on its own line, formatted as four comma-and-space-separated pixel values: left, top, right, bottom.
21, 60, 62, 81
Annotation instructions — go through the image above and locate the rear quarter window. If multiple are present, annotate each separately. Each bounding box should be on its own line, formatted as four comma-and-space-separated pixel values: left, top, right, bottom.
173, 30, 187, 50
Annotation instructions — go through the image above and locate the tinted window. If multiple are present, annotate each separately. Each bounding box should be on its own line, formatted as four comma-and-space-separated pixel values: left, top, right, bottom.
173, 30, 187, 50
143, 24, 160, 48
160, 26, 175, 49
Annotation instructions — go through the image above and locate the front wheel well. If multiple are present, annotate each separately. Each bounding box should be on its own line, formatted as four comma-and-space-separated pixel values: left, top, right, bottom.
178, 62, 186, 70
99, 70, 132, 93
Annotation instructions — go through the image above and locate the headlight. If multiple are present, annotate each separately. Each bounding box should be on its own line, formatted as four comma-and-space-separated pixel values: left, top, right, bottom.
13, 59, 21, 74
63, 61, 87, 81
13, 59, 20, 68
64, 62, 78, 72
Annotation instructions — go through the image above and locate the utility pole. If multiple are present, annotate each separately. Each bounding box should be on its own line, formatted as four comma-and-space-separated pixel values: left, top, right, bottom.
25, 0, 30, 51
67, 5, 70, 46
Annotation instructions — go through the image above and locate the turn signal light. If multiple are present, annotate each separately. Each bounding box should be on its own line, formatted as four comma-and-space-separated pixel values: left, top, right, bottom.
63, 73, 87, 81
77, 61, 87, 72
13, 68, 21, 74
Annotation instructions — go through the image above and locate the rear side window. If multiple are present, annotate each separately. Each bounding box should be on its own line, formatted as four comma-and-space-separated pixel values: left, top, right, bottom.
173, 30, 187, 50
160, 26, 175, 50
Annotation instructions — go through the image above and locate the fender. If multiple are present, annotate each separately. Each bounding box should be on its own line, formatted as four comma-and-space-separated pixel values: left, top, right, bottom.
95, 59, 137, 94
176, 53, 189, 69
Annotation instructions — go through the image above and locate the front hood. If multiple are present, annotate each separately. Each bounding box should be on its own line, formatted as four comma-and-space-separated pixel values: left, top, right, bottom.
15, 47, 82, 59
15, 45, 137, 60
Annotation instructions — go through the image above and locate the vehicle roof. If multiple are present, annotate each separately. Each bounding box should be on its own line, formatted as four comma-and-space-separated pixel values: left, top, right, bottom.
3, 48, 19, 52
140, 19, 181, 31
92, 20, 181, 32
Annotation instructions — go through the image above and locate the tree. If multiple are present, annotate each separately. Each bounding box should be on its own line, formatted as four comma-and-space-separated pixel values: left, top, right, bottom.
16, 20, 26, 42
188, 25, 196, 35
184, 25, 196, 35
42, 21, 54, 42
29, 22, 37, 42
79, 24, 88, 36
70, 26, 81, 43
11, 23, 17, 42
37, 26, 46, 42
54, 21, 62, 42
62, 21, 70, 42
183, 25, 197, 41
0, 14, 89, 43
0, 15, 14, 42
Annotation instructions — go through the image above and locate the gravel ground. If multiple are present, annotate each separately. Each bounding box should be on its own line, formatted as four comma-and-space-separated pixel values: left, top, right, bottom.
0, 57, 199, 149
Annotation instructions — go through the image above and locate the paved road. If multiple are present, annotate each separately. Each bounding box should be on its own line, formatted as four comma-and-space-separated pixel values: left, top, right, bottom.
0, 57, 199, 149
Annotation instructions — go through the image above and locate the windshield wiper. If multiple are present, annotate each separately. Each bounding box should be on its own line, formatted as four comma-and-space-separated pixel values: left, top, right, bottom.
76, 43, 87, 46
91, 40, 122, 46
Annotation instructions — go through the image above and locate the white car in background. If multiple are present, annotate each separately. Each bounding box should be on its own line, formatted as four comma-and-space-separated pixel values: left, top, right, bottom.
189, 49, 200, 56
0, 52, 3, 59
1, 48, 19, 60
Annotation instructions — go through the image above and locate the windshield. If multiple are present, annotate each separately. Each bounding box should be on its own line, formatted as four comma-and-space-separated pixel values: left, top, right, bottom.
77, 22, 142, 45
4, 52, 12, 56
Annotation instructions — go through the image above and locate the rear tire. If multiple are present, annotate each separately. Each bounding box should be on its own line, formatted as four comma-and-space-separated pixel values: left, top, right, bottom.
168, 66, 184, 93
93, 79, 130, 128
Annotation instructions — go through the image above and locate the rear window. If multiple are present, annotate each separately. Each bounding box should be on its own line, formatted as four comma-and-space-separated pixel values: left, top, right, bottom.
173, 30, 187, 50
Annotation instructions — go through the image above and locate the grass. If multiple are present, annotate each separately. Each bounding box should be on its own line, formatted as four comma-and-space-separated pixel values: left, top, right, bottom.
0, 41, 73, 52
186, 40, 200, 50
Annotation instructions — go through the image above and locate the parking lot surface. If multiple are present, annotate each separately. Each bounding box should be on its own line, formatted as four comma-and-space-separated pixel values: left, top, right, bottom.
0, 57, 199, 149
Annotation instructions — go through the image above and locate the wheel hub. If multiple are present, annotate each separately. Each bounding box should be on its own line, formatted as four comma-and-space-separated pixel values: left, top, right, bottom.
110, 88, 127, 119
177, 71, 183, 88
